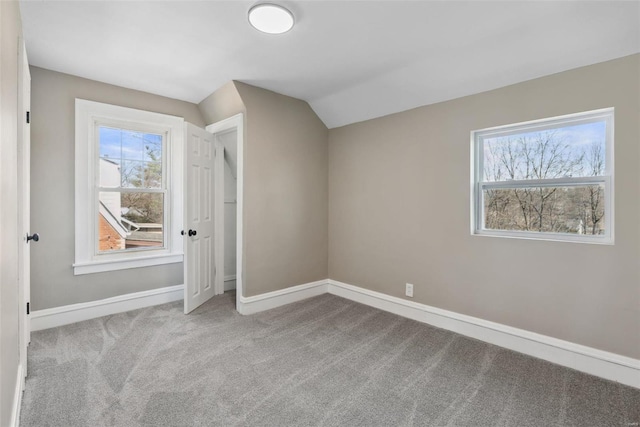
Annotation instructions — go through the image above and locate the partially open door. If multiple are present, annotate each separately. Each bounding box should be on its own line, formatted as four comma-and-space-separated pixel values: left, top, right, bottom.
183, 123, 224, 313
18, 41, 32, 380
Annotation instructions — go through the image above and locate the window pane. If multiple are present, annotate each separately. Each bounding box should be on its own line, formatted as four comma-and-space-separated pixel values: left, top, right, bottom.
99, 127, 163, 189
98, 192, 164, 252
142, 133, 163, 162
483, 185, 605, 235
99, 158, 121, 188
99, 127, 121, 160
483, 121, 606, 182
121, 130, 145, 161
120, 160, 162, 189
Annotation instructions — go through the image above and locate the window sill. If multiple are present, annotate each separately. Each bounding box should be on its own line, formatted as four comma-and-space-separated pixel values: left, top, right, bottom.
472, 230, 613, 245
73, 253, 183, 275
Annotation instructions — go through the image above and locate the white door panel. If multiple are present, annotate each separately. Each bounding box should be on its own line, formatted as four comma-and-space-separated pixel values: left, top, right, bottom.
18, 41, 32, 381
184, 123, 224, 314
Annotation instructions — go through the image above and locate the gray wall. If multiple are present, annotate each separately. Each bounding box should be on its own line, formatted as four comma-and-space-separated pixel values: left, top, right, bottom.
198, 81, 245, 125
198, 82, 330, 298
328, 54, 640, 359
30, 71, 329, 308
233, 82, 329, 297
29, 67, 205, 310
0, 1, 22, 424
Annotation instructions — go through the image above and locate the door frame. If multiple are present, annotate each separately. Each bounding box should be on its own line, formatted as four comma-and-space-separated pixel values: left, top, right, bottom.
205, 114, 244, 311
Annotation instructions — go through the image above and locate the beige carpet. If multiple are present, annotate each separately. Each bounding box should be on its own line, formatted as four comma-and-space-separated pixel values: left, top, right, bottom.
20, 291, 639, 426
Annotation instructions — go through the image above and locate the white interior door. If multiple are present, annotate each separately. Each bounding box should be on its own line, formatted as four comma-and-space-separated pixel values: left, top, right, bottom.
183, 123, 224, 314
17, 42, 32, 379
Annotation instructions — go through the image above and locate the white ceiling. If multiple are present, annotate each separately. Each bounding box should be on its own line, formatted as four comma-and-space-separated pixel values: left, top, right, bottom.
20, 1, 640, 129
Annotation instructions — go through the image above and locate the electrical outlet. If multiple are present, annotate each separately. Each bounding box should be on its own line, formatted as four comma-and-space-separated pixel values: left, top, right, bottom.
405, 283, 414, 298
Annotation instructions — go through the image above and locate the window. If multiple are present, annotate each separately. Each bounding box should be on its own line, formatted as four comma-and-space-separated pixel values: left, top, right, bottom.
472, 108, 614, 244
75, 100, 184, 275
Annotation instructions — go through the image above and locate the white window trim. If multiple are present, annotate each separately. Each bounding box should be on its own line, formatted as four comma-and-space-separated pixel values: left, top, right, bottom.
471, 108, 614, 245
74, 99, 184, 275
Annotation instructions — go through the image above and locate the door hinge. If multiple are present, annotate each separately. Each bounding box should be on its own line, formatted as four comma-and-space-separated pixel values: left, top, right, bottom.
26, 111, 30, 124
26, 302, 30, 315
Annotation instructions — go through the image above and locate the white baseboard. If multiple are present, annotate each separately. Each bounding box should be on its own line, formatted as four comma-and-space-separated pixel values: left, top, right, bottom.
11, 363, 24, 427
224, 275, 237, 292
327, 279, 640, 389
224, 280, 237, 292
237, 279, 328, 315
30, 284, 184, 331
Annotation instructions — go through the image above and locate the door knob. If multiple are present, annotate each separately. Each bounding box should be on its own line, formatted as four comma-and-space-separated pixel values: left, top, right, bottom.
188, 229, 197, 237
27, 233, 39, 243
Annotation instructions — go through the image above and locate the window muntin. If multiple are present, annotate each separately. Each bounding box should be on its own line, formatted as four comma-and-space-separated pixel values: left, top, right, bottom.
472, 109, 613, 243
97, 126, 166, 253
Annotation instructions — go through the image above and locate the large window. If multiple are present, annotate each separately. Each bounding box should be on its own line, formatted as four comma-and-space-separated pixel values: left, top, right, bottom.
472, 108, 614, 244
75, 100, 184, 275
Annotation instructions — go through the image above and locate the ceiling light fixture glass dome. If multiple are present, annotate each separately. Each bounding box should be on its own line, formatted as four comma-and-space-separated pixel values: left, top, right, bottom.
248, 3, 294, 34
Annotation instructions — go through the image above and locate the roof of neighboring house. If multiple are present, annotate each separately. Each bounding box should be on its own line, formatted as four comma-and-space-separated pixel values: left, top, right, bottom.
101, 157, 119, 166
120, 217, 140, 232
99, 201, 129, 239
121, 207, 144, 217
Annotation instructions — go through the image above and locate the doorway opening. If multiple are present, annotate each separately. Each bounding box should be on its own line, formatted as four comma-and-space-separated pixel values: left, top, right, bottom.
206, 115, 243, 310
216, 129, 238, 294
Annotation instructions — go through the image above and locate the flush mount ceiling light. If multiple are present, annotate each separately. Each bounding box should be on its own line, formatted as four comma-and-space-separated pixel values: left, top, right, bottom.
248, 3, 294, 34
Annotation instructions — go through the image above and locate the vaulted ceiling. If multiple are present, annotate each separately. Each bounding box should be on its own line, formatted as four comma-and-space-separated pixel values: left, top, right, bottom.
20, 1, 640, 128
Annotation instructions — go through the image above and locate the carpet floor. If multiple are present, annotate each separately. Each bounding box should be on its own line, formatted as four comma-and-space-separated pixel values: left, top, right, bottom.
20, 292, 639, 426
